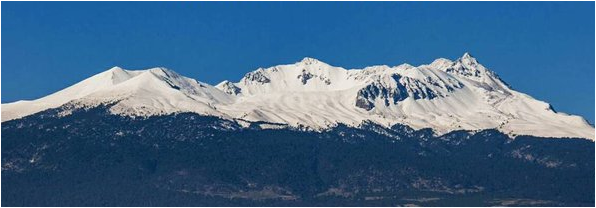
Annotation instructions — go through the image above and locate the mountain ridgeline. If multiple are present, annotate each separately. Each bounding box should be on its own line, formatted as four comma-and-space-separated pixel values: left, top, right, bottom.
2, 53, 594, 140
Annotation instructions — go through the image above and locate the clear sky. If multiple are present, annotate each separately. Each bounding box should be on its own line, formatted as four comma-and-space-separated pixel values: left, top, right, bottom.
2, 2, 594, 123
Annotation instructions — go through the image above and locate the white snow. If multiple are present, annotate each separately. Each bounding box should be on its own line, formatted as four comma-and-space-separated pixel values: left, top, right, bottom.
2, 67, 231, 121
2, 53, 594, 140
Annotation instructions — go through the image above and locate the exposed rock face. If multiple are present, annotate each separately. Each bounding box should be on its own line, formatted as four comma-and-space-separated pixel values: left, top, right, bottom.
354, 74, 464, 110
243, 69, 271, 84
218, 81, 242, 95
297, 69, 314, 84
355, 77, 409, 110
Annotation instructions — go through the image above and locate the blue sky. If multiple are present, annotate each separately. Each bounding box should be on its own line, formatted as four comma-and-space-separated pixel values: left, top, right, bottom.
2, 2, 594, 123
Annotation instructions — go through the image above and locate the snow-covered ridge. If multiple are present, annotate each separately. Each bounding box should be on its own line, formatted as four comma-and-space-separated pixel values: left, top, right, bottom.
2, 53, 594, 140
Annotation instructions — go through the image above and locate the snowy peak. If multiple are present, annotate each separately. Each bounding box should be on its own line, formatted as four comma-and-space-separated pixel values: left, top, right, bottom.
216, 80, 242, 95
422, 53, 511, 94
394, 63, 414, 70
460, 52, 476, 63
429, 58, 454, 70
298, 57, 324, 65
444, 53, 494, 81
1, 66, 144, 121
86, 67, 233, 115
101, 66, 149, 85
235, 58, 357, 95
2, 67, 231, 121
455, 52, 482, 71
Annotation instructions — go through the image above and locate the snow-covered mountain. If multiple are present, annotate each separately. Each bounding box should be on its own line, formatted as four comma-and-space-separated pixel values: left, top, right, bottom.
2, 53, 594, 140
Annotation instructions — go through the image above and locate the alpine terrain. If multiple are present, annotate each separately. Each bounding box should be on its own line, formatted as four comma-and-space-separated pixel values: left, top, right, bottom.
2, 53, 594, 206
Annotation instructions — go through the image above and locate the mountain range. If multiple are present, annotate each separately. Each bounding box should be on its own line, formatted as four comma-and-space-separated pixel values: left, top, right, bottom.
2, 53, 594, 206
2, 53, 594, 140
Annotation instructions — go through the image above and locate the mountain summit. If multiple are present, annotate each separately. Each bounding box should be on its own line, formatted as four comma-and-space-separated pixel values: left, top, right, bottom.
2, 53, 594, 140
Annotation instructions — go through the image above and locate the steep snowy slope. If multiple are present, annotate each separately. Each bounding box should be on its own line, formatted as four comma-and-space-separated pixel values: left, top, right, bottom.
2, 53, 594, 140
